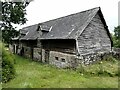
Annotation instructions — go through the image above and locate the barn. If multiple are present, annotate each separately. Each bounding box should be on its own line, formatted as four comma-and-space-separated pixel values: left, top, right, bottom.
10, 7, 113, 68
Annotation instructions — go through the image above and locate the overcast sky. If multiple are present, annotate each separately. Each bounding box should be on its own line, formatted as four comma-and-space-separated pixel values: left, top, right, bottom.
20, 0, 119, 33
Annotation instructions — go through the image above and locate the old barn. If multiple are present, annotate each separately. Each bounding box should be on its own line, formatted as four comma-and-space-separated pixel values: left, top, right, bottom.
10, 7, 113, 68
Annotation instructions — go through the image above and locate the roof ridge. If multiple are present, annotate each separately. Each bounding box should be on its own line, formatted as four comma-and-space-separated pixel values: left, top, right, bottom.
38, 7, 100, 25
74, 7, 100, 14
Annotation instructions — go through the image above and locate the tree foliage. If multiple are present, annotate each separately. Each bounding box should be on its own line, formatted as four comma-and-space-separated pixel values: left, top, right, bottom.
1, 2, 29, 43
112, 26, 120, 48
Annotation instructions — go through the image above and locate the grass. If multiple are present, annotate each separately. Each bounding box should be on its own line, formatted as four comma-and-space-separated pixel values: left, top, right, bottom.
1, 42, 119, 88
77, 56, 119, 77
2, 52, 119, 88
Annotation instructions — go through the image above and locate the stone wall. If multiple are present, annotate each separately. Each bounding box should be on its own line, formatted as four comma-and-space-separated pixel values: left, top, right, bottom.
33, 48, 42, 61
10, 43, 119, 68
49, 51, 76, 68
23, 46, 32, 58
47, 51, 114, 68
76, 52, 106, 65
9, 44, 14, 53
112, 48, 120, 59
41, 49, 46, 63
9, 44, 19, 54
77, 13, 111, 55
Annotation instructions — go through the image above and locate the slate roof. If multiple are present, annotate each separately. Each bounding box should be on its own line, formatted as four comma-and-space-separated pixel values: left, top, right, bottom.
40, 7, 100, 39
20, 24, 39, 40
18, 7, 111, 41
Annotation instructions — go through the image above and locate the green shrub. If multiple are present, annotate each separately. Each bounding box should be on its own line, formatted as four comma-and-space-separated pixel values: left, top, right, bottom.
103, 55, 117, 63
2, 46, 15, 83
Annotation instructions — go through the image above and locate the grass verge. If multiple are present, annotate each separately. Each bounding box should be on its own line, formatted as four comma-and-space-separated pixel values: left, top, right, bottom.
2, 53, 119, 88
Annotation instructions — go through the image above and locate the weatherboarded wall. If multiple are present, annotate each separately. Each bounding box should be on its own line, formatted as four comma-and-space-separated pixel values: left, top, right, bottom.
77, 13, 111, 56
41, 39, 76, 54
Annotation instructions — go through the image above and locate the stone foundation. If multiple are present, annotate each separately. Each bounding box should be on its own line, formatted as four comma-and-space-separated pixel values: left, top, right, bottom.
42, 49, 46, 63
9, 43, 119, 68
49, 51, 76, 68
76, 51, 119, 65
112, 48, 120, 59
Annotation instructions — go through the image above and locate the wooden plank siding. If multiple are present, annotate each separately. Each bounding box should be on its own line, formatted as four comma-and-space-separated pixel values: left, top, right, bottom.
41, 39, 76, 54
77, 13, 111, 55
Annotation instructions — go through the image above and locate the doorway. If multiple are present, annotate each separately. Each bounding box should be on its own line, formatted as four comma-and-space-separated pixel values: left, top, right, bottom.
20, 47, 24, 56
45, 50, 49, 63
31, 47, 33, 59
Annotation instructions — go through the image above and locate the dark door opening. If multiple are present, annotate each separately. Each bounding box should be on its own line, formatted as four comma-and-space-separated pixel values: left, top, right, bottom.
45, 50, 49, 63
13, 45, 15, 54
16, 45, 18, 54
31, 47, 33, 59
20, 47, 24, 56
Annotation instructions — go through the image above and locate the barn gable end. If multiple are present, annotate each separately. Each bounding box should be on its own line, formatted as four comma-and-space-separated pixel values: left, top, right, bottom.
77, 11, 111, 56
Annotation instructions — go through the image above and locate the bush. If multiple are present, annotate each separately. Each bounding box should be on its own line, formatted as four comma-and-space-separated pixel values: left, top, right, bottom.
103, 55, 117, 63
2, 46, 15, 83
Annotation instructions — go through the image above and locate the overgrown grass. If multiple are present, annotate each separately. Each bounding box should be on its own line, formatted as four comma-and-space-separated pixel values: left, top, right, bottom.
76, 56, 118, 77
2, 52, 119, 88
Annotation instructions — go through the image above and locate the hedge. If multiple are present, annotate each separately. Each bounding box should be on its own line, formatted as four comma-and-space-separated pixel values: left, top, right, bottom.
2, 44, 15, 83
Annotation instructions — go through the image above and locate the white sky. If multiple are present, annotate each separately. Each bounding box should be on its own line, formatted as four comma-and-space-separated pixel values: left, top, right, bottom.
19, 0, 119, 33
118, 1, 120, 25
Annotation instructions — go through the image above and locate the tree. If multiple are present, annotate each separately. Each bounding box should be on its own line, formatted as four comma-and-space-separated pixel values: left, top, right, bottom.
1, 1, 30, 43
113, 26, 120, 48
1, 1, 32, 83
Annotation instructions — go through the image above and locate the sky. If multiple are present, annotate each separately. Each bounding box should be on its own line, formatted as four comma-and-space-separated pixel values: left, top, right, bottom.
20, 0, 119, 33
118, 1, 120, 25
